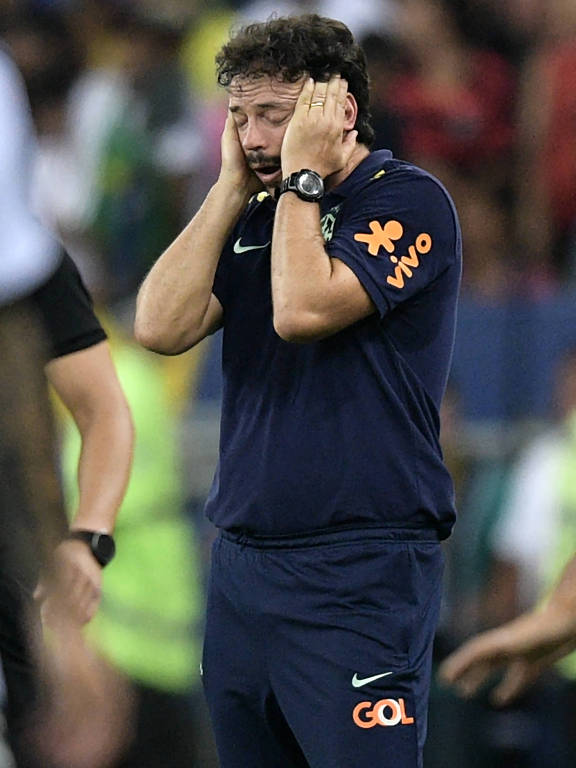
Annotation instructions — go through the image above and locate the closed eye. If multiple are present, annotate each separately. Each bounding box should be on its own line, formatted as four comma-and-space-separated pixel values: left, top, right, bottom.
265, 112, 290, 125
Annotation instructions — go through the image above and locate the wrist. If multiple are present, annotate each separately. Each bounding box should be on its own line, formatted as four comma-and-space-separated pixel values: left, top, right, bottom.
213, 177, 257, 209
279, 169, 324, 203
66, 530, 116, 568
282, 163, 324, 179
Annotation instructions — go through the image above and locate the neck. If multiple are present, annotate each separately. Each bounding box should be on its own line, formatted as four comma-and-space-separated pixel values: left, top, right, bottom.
325, 143, 370, 193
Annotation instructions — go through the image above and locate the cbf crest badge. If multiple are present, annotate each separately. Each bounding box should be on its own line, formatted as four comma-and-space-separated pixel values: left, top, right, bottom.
321, 204, 342, 243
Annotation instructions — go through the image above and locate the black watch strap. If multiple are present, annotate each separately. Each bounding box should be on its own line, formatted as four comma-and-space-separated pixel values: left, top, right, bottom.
67, 530, 116, 567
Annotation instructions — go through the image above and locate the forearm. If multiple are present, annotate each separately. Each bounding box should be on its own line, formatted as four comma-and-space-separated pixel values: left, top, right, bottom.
271, 193, 373, 341
439, 554, 576, 701
514, 556, 576, 656
135, 181, 250, 354
46, 344, 134, 534
272, 194, 330, 333
541, 555, 576, 640
70, 399, 133, 533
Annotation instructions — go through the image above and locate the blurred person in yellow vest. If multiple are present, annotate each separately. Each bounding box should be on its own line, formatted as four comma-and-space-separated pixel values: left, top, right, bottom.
441, 348, 576, 763
57, 308, 208, 767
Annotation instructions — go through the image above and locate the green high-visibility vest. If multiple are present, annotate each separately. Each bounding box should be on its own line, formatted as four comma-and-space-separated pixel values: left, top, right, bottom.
61, 341, 203, 693
544, 412, 576, 679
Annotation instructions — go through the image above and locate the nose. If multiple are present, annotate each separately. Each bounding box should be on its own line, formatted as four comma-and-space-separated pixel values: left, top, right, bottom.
241, 118, 267, 152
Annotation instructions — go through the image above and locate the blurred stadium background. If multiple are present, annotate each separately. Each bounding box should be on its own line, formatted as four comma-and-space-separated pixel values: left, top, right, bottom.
2, 0, 576, 765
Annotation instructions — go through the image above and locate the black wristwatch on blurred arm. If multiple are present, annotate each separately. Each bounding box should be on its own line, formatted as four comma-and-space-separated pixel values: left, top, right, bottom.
67, 529, 116, 567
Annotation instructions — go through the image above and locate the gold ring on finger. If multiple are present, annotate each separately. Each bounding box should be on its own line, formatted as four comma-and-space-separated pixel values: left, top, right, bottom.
310, 101, 324, 108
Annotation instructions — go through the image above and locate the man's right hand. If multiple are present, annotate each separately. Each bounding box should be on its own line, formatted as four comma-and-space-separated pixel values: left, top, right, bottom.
218, 112, 263, 197
136, 110, 251, 356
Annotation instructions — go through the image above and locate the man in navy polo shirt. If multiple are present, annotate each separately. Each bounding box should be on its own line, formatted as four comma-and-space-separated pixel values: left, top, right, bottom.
136, 14, 461, 768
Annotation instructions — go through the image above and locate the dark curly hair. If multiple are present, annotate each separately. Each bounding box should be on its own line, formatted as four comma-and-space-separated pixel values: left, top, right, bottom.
216, 14, 374, 147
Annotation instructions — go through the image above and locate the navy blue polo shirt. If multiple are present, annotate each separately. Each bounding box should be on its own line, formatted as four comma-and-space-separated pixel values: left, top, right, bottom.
205, 150, 461, 538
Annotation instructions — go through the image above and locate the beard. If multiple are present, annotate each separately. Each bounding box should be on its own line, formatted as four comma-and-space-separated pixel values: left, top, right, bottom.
246, 151, 282, 175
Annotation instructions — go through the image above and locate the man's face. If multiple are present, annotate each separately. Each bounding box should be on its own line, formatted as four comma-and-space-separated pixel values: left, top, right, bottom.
228, 74, 305, 189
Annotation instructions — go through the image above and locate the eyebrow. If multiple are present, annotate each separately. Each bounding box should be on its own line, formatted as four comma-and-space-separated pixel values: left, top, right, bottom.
229, 103, 290, 112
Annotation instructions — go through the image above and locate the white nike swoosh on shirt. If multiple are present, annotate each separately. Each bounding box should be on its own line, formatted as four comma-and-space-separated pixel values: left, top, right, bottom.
233, 238, 270, 254
351, 672, 394, 688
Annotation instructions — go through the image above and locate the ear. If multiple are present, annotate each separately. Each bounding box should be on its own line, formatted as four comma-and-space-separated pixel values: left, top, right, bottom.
344, 92, 358, 132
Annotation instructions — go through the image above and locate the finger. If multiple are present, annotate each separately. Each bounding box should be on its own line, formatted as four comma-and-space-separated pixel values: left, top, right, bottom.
78, 584, 101, 624
72, 575, 101, 622
67, 574, 89, 611
438, 638, 490, 684
295, 77, 315, 110
491, 660, 540, 706
439, 626, 516, 683
324, 74, 344, 118
457, 662, 497, 698
224, 111, 239, 141
334, 77, 348, 117
312, 77, 330, 103
451, 660, 499, 699
222, 111, 241, 148
308, 77, 330, 114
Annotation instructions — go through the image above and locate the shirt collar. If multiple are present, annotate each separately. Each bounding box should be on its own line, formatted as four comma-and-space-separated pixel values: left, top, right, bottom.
268, 149, 394, 207
327, 149, 394, 202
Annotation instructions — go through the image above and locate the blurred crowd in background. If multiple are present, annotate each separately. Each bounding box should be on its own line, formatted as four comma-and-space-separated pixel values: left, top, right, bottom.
2, 0, 576, 765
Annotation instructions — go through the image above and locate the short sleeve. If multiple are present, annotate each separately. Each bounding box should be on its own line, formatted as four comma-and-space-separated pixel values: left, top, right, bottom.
31, 252, 107, 359
212, 234, 234, 308
327, 170, 460, 318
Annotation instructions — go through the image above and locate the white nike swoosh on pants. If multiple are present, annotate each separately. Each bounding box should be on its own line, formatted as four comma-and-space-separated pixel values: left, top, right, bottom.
351, 672, 394, 688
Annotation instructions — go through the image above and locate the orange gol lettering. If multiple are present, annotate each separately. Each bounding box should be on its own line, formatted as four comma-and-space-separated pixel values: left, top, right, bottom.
353, 698, 415, 729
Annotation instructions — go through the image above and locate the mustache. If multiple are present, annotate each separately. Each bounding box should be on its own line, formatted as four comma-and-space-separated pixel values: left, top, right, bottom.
246, 152, 281, 169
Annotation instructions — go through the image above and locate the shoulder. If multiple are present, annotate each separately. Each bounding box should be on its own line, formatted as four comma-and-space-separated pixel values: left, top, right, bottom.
31, 252, 106, 359
32, 252, 88, 304
343, 152, 457, 209
343, 155, 461, 246
365, 157, 456, 205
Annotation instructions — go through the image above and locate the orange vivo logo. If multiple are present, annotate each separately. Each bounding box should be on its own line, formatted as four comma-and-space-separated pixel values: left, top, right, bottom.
352, 698, 415, 729
353, 219, 433, 290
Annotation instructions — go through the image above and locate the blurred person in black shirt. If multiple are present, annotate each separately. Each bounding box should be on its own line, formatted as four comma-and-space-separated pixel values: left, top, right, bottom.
0, 44, 133, 768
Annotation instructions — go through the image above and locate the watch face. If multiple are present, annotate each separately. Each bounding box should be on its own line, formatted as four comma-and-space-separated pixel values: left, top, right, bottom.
93, 533, 116, 565
297, 171, 323, 198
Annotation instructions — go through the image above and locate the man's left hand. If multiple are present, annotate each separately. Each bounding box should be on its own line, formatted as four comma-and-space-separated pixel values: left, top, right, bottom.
281, 74, 358, 178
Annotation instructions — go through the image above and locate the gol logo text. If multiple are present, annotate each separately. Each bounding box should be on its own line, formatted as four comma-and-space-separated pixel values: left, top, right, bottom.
353, 698, 415, 729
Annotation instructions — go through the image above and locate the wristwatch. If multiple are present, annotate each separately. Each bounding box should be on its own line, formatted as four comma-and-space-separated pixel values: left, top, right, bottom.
279, 169, 324, 202
67, 530, 116, 567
